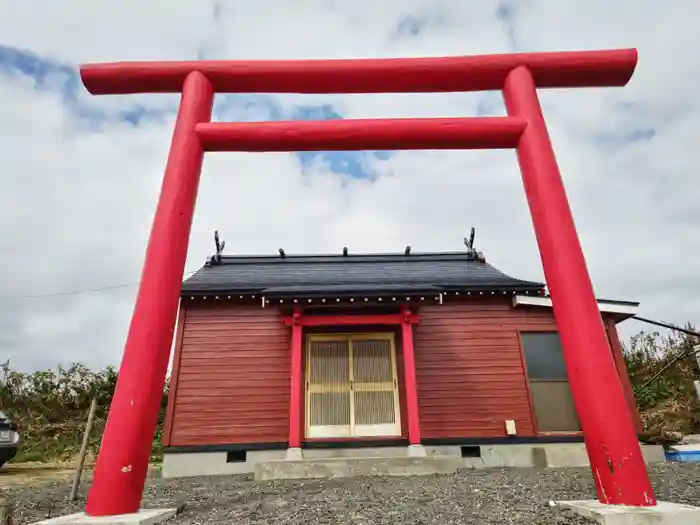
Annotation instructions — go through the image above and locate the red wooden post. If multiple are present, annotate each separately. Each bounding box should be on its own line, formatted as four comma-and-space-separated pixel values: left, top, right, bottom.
288, 308, 304, 453
85, 71, 214, 517
400, 306, 422, 447
503, 66, 655, 506
605, 320, 643, 433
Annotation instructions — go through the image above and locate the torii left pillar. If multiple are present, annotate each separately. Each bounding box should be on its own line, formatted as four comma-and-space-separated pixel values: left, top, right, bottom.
84, 72, 213, 516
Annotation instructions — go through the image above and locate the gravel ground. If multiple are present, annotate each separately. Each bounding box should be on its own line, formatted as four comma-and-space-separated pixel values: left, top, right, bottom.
5, 463, 700, 525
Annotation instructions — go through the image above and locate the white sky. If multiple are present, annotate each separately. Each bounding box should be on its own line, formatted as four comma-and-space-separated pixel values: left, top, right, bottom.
0, 0, 698, 371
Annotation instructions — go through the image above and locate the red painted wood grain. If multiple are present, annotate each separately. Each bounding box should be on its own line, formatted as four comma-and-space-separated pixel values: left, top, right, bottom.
196, 117, 527, 152
79, 49, 637, 95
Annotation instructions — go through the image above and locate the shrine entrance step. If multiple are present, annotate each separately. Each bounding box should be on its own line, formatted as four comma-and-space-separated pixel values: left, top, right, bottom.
254, 456, 463, 481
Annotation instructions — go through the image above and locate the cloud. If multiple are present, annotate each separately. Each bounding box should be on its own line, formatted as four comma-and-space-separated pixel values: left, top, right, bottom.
0, 0, 698, 371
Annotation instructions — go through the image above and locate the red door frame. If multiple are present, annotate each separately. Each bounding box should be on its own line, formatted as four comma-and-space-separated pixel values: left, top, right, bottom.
285, 306, 421, 448
79, 49, 655, 515
297, 324, 411, 443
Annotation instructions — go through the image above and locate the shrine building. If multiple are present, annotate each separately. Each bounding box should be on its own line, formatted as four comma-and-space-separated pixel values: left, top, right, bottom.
161, 240, 654, 478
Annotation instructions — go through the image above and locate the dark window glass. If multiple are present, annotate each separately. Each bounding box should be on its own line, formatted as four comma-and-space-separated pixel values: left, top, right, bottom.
521, 332, 580, 432
521, 332, 568, 380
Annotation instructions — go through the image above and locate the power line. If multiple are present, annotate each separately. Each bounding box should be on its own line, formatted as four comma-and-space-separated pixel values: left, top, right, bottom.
632, 315, 700, 338
634, 346, 700, 394
0, 270, 198, 301
630, 316, 700, 394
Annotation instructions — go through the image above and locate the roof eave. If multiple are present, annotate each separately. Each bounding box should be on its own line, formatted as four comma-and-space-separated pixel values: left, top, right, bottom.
512, 295, 640, 323
180, 282, 545, 299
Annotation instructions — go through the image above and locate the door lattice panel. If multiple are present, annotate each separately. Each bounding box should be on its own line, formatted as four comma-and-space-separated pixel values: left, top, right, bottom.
307, 340, 351, 435
352, 339, 397, 431
306, 334, 401, 439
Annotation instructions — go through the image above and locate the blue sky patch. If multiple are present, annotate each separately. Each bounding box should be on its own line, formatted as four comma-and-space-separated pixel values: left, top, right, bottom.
0, 44, 178, 128
495, 1, 519, 51
0, 44, 78, 99
593, 127, 656, 150
291, 104, 393, 179
396, 15, 424, 37
625, 128, 656, 142
392, 7, 449, 40
0, 44, 384, 177
592, 101, 657, 149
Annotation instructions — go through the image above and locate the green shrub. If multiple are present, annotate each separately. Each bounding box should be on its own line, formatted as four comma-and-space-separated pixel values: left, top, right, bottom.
623, 325, 700, 440
0, 361, 168, 464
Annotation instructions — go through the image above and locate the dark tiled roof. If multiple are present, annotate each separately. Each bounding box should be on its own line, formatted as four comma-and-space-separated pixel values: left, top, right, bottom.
181, 252, 544, 297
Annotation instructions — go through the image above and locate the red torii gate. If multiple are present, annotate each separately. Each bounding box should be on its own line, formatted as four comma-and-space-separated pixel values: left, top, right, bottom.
78, 49, 656, 516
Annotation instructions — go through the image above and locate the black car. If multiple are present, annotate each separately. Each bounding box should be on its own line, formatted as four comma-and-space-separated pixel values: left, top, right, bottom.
0, 410, 20, 467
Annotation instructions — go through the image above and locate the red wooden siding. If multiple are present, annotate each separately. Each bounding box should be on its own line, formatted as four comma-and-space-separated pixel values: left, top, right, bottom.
165, 299, 639, 446
414, 300, 556, 438
167, 302, 291, 446
413, 300, 640, 439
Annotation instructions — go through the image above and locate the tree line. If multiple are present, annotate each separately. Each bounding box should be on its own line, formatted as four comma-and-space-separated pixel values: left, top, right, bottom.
0, 326, 698, 464
0, 361, 168, 463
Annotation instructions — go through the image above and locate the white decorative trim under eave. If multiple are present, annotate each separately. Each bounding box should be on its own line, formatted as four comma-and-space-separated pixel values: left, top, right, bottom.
512, 295, 640, 316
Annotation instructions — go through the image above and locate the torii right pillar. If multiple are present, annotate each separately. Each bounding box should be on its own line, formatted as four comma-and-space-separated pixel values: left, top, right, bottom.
503, 66, 656, 506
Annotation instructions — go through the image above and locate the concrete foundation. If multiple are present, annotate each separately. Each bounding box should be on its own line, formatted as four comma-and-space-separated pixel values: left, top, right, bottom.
302, 446, 409, 459
31, 509, 177, 525
285, 447, 303, 460
161, 442, 666, 479
162, 449, 286, 478
254, 456, 464, 481
407, 444, 427, 457
559, 500, 700, 525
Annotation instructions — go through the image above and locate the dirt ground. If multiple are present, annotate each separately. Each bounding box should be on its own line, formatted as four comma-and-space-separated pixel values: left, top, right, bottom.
0, 462, 162, 489
0, 462, 82, 488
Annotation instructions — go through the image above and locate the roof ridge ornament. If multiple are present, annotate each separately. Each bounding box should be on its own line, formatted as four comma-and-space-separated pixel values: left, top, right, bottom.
208, 230, 226, 265
464, 227, 486, 262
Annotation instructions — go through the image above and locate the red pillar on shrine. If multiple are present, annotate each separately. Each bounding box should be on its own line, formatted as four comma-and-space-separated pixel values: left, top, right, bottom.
288, 308, 304, 455
400, 306, 422, 448
503, 66, 655, 506
85, 72, 214, 516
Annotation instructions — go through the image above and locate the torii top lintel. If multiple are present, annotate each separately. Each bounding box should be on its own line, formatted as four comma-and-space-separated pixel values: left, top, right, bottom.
79, 48, 637, 95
